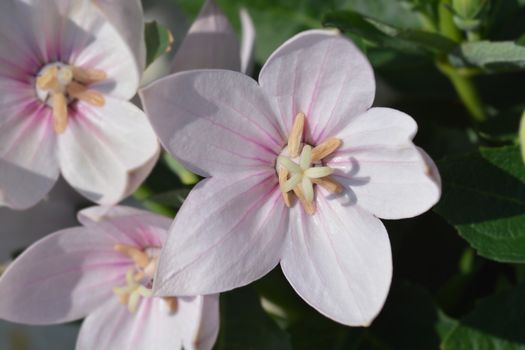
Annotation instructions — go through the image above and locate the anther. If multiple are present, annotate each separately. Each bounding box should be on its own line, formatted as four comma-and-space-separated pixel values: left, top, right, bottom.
36, 66, 59, 91
72, 67, 107, 84
278, 168, 292, 207
165, 297, 178, 313
67, 82, 105, 107
52, 93, 68, 134
311, 138, 342, 162
114, 244, 150, 268
288, 112, 305, 158
311, 177, 343, 193
293, 185, 315, 215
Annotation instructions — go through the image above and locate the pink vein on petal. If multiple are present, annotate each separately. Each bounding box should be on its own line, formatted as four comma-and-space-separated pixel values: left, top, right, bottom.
163, 175, 277, 283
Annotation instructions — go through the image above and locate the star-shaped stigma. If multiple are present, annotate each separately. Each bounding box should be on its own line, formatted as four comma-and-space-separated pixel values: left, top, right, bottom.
276, 112, 343, 215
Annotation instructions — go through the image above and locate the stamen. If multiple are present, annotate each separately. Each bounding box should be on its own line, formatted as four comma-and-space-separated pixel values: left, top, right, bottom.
311, 138, 342, 162
312, 177, 343, 193
35, 63, 107, 134
276, 113, 344, 215
165, 297, 178, 313
278, 168, 292, 207
113, 269, 154, 313
134, 271, 145, 281
36, 66, 59, 91
67, 82, 105, 107
72, 67, 107, 84
293, 185, 315, 215
288, 112, 305, 157
52, 93, 68, 134
114, 244, 150, 268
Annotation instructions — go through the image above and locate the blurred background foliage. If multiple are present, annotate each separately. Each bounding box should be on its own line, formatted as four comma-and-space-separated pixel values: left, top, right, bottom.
2, 0, 525, 349
142, 0, 525, 349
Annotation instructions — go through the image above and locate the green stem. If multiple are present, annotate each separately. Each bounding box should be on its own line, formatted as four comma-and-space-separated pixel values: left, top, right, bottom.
439, 0, 462, 42
133, 186, 176, 217
437, 0, 486, 122
437, 59, 487, 122
466, 29, 481, 42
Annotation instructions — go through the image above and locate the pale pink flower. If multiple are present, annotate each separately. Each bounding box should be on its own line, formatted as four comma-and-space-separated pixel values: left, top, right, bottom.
0, 0, 159, 210
0, 206, 219, 350
171, 0, 255, 75
141, 30, 441, 326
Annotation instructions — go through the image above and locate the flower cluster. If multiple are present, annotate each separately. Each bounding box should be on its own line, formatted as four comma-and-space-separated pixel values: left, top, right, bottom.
0, 0, 440, 349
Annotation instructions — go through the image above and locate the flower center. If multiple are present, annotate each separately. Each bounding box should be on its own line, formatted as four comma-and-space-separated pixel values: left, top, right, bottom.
113, 244, 178, 314
276, 112, 343, 215
35, 62, 107, 134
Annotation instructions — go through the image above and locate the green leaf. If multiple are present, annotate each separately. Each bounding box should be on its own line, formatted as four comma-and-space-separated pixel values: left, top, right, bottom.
477, 105, 524, 143
323, 10, 457, 55
144, 21, 172, 68
442, 283, 525, 350
435, 146, 525, 263
289, 317, 363, 350
450, 40, 525, 72
367, 282, 451, 350
146, 189, 191, 210
214, 287, 293, 350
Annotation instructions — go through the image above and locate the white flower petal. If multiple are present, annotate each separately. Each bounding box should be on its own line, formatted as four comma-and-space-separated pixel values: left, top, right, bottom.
155, 172, 288, 296
329, 108, 441, 219
58, 97, 158, 205
0, 227, 129, 324
259, 30, 375, 144
282, 196, 392, 326
171, 0, 241, 73
140, 70, 284, 177
67, 0, 141, 100
77, 295, 219, 350
0, 103, 59, 210
93, 0, 146, 72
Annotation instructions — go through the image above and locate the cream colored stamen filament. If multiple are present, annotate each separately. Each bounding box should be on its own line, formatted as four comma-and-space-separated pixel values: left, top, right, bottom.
72, 67, 107, 84
36, 65, 106, 134
288, 112, 305, 157
277, 112, 344, 215
113, 269, 153, 313
113, 243, 179, 314
114, 244, 150, 268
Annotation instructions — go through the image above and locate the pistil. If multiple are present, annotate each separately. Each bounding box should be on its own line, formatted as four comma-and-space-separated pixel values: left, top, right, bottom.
276, 112, 343, 215
35, 64, 106, 134
113, 244, 179, 314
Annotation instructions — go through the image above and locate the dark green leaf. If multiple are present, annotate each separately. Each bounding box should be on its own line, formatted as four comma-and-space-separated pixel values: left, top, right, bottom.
147, 189, 191, 210
435, 146, 525, 263
144, 21, 172, 68
477, 105, 524, 143
323, 10, 457, 55
367, 282, 449, 350
450, 40, 525, 72
442, 283, 525, 350
214, 287, 292, 350
289, 317, 363, 350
